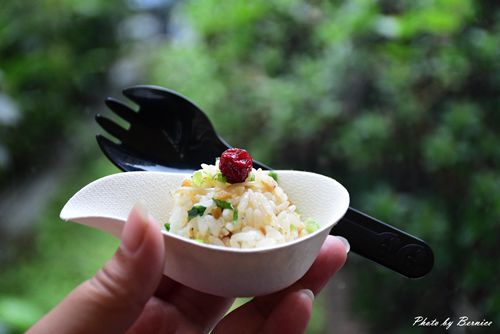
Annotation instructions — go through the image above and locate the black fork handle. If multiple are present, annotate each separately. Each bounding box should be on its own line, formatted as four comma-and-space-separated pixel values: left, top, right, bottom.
331, 207, 433, 278
256, 159, 434, 278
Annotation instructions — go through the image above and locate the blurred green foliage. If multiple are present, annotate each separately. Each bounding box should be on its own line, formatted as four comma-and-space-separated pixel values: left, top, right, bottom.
1, 1, 129, 333
1, 0, 499, 333
0, 157, 118, 333
0, 0, 129, 186
143, 0, 500, 332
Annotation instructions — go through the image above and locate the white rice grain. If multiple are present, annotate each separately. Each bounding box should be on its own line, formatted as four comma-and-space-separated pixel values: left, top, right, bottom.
167, 164, 314, 249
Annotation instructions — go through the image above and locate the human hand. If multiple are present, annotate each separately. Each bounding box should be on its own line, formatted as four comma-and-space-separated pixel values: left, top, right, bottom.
27, 204, 348, 334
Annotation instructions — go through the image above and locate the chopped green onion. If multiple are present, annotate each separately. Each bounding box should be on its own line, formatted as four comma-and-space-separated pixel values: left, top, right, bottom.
215, 172, 227, 183
213, 198, 238, 224
290, 224, 296, 232
194, 238, 204, 243
164, 223, 171, 231
213, 198, 233, 210
188, 205, 206, 220
268, 171, 278, 182
232, 209, 239, 224
304, 218, 320, 233
192, 171, 204, 187
246, 173, 255, 182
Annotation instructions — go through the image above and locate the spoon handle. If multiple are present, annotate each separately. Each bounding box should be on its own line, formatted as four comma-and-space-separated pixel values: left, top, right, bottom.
330, 207, 434, 278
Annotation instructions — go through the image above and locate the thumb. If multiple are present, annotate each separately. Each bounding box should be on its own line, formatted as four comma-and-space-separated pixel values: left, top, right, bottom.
27, 203, 165, 334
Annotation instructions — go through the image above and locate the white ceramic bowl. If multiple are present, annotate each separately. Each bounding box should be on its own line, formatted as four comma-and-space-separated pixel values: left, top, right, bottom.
60, 170, 349, 297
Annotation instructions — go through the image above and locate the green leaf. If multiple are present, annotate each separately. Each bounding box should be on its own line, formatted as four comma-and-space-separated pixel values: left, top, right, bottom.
188, 205, 207, 220
164, 223, 171, 231
213, 198, 233, 210
233, 209, 239, 224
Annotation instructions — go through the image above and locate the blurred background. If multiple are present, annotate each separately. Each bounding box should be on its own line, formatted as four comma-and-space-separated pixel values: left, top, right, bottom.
1, 0, 499, 333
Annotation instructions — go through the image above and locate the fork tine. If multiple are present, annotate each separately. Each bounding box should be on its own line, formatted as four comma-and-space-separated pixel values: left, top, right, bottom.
96, 135, 130, 172
105, 97, 136, 122
123, 85, 177, 106
95, 114, 127, 141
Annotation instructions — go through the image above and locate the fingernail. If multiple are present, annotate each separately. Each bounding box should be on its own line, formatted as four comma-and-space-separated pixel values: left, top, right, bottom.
335, 236, 350, 254
121, 202, 150, 253
134, 200, 150, 223
300, 289, 315, 302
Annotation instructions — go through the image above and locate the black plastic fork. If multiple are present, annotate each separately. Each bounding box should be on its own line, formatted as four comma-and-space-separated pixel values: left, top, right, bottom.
96, 85, 434, 278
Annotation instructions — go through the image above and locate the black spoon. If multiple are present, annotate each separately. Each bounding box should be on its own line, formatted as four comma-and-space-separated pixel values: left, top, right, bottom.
96, 85, 434, 278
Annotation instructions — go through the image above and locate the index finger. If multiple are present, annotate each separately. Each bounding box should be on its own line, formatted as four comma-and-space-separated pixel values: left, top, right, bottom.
255, 235, 347, 313
153, 275, 235, 331
213, 235, 347, 333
